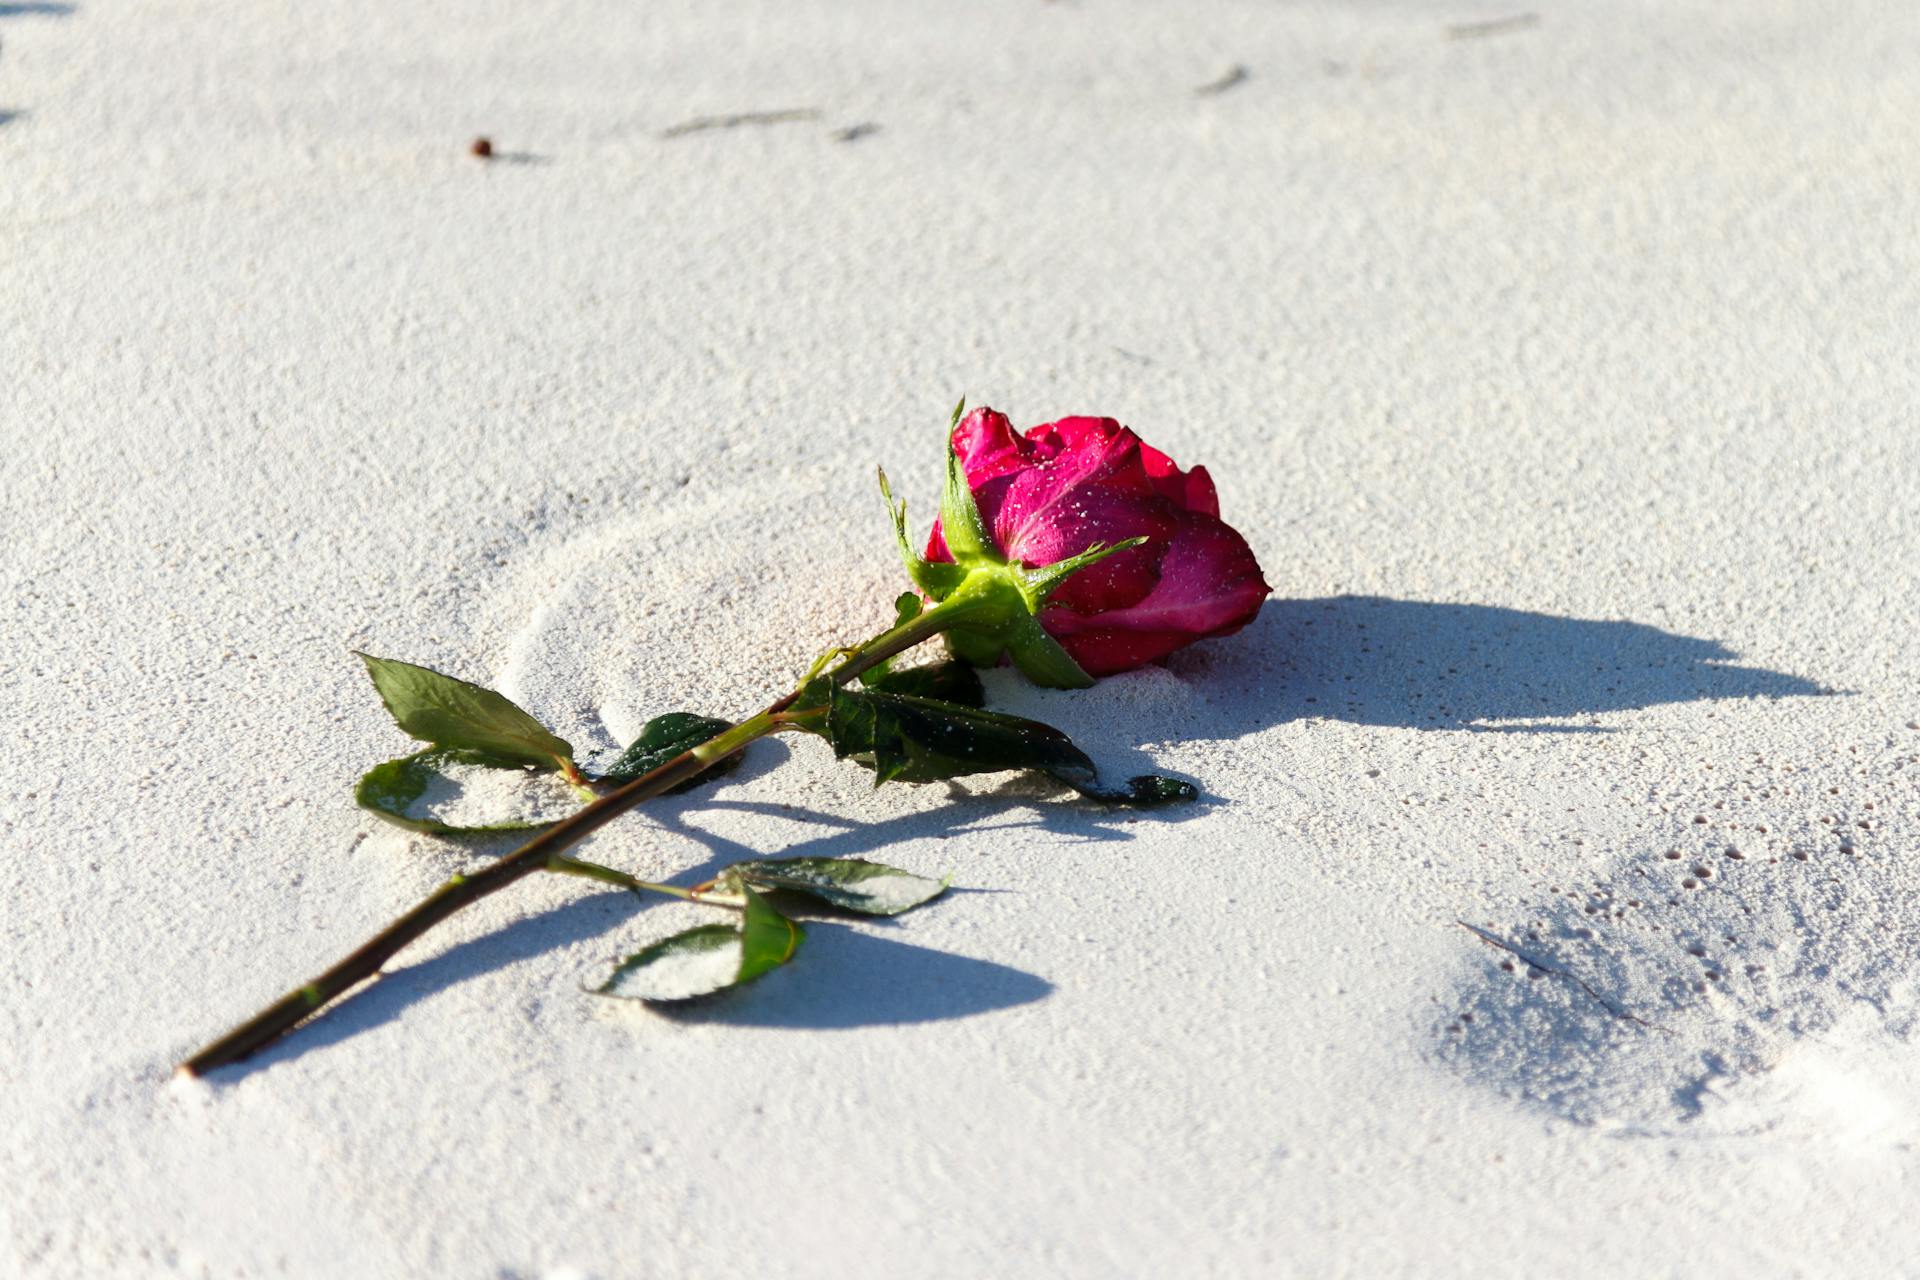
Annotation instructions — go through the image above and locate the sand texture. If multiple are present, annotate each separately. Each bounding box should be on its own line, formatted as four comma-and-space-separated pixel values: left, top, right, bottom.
4, 1, 1919, 1275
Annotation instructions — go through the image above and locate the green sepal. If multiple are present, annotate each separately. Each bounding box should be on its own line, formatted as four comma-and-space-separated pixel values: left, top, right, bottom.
1014, 537, 1150, 613
1001, 615, 1096, 690
355, 747, 575, 834
939, 448, 1000, 565
355, 652, 574, 769
598, 712, 738, 791
942, 624, 1008, 671
878, 467, 967, 600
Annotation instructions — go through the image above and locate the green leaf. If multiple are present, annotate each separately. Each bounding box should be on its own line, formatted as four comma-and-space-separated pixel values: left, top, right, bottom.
736, 882, 806, 981
728, 857, 950, 916
865, 659, 986, 706
593, 883, 805, 1002
355, 747, 579, 834
593, 924, 743, 1001
805, 683, 1195, 805
356, 653, 574, 768
598, 712, 738, 790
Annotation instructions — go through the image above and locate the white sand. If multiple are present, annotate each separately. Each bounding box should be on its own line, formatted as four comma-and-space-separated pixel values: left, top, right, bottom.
5, 0, 1919, 1274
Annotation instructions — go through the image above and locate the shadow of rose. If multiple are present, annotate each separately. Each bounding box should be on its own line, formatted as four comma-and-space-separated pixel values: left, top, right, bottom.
1157, 595, 1833, 739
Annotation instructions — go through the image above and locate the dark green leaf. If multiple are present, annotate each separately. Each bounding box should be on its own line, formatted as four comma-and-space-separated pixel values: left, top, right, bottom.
1114, 774, 1200, 804
598, 712, 738, 790
593, 883, 804, 1002
356, 653, 573, 768
355, 747, 578, 834
729, 857, 949, 916
806, 684, 1195, 806
865, 659, 986, 706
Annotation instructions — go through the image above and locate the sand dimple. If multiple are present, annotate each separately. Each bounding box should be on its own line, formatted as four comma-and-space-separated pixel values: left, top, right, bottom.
1441, 739, 1920, 1135
483, 483, 899, 769
404, 758, 582, 830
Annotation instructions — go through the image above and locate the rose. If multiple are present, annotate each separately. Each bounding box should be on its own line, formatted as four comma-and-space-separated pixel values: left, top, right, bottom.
924, 409, 1270, 676
184, 400, 1238, 1074
185, 400, 1245, 1076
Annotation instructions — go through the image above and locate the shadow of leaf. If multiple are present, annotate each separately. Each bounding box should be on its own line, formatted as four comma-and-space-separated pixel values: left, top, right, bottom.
1, 1, 77, 131
641, 925, 1051, 1029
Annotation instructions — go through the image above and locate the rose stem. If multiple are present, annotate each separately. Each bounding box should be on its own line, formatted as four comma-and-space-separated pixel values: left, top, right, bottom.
176, 601, 961, 1077
545, 855, 709, 901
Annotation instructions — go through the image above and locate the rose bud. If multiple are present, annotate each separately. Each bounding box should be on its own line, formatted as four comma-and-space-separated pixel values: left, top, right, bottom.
884, 405, 1270, 686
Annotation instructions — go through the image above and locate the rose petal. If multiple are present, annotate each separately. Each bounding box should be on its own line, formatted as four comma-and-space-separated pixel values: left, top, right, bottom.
996, 482, 1174, 613
951, 407, 1032, 486
1023, 418, 1158, 495
1041, 512, 1271, 674
1041, 624, 1202, 675
988, 419, 1158, 548
1137, 443, 1219, 516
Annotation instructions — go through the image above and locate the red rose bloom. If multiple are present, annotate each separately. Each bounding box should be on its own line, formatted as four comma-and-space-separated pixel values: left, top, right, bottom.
926, 409, 1270, 675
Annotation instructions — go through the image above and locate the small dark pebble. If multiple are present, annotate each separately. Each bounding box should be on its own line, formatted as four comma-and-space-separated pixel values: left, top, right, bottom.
471, 137, 494, 158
